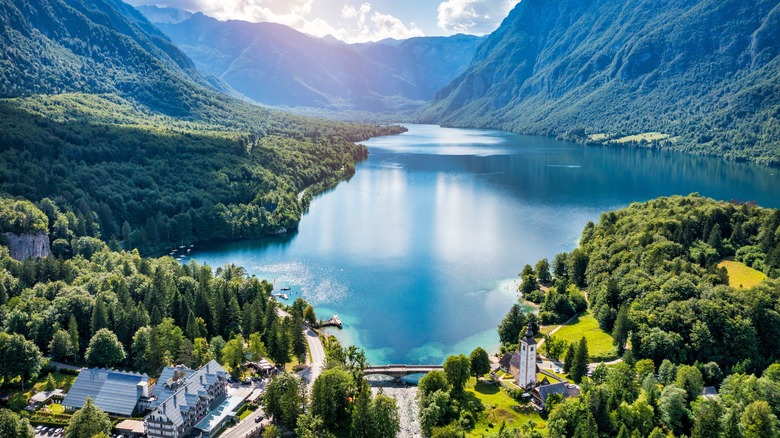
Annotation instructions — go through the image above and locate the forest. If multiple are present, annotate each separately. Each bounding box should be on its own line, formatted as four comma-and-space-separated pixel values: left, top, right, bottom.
0, 197, 404, 437
422, 0, 780, 166
0, 93, 404, 254
490, 194, 780, 437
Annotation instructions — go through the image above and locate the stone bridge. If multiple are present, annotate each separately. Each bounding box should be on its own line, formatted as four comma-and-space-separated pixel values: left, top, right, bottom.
363, 365, 444, 383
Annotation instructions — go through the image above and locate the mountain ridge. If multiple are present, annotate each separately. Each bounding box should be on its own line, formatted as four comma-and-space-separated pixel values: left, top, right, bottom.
422, 0, 780, 165
140, 9, 483, 111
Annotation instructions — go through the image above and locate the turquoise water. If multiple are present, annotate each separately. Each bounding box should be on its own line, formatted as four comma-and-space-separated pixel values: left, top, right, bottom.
190, 124, 780, 365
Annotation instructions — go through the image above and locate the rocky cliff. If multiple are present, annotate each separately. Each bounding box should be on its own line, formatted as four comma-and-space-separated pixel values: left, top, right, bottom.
5, 232, 50, 260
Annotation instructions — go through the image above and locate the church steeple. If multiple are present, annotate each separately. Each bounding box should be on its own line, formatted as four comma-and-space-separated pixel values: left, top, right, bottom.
517, 324, 537, 389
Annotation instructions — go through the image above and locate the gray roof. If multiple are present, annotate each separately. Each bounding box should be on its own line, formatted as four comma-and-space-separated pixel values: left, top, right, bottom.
30, 389, 66, 404
147, 360, 228, 429
62, 368, 149, 416
509, 350, 522, 370
498, 352, 513, 370
702, 386, 718, 398
535, 382, 568, 404
149, 365, 195, 409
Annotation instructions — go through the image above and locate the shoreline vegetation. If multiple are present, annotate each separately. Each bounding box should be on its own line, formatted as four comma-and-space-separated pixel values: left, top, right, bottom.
2, 192, 780, 437
0, 93, 408, 257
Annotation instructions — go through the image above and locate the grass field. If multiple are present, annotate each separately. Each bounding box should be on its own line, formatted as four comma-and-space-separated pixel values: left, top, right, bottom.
465, 378, 546, 436
718, 260, 767, 289
587, 133, 611, 141
548, 312, 616, 361
611, 132, 669, 143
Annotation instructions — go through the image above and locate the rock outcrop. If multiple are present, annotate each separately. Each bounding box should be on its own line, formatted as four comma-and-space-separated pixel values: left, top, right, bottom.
5, 232, 50, 260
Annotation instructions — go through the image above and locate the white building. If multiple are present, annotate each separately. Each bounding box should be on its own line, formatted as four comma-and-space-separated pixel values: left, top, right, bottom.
516, 326, 537, 389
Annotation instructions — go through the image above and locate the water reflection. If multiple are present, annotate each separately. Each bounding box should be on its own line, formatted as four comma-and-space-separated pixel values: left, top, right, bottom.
193, 125, 780, 365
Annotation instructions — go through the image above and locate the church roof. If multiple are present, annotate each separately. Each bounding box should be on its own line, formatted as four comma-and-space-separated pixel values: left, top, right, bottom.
522, 326, 537, 345
499, 352, 513, 370
509, 350, 522, 370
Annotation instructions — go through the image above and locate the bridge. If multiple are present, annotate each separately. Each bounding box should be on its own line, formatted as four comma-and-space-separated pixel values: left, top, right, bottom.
363, 365, 444, 383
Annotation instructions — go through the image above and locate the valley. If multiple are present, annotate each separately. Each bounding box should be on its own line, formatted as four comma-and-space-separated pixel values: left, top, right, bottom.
0, 0, 779, 437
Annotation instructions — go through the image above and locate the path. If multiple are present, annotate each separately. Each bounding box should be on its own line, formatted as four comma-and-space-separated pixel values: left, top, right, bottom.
534, 313, 623, 371
48, 361, 82, 371
535, 313, 581, 349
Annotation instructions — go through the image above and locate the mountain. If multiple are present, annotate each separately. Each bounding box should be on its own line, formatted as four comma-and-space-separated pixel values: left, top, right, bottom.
0, 0, 404, 252
135, 4, 193, 24
0, 0, 237, 116
140, 10, 482, 111
422, 0, 780, 165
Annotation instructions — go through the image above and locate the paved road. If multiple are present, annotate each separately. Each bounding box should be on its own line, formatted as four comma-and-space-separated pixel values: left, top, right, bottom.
220, 408, 267, 438
298, 327, 326, 388
275, 307, 326, 388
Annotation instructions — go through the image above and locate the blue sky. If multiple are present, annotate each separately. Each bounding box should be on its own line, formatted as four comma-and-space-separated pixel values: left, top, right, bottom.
131, 0, 520, 42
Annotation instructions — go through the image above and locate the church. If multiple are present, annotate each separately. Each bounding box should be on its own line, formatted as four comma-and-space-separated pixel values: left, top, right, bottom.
509, 326, 538, 389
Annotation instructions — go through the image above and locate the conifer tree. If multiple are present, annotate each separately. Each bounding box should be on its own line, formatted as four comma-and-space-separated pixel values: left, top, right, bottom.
571, 337, 589, 383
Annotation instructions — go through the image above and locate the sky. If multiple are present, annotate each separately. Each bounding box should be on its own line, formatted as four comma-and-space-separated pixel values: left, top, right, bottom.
129, 0, 521, 43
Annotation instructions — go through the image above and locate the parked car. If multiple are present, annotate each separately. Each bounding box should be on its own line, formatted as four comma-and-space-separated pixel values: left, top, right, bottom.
54, 428, 63, 436
35, 425, 44, 433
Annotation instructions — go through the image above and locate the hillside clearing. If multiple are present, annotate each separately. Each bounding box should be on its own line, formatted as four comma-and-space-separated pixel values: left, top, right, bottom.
547, 313, 616, 361
718, 260, 767, 289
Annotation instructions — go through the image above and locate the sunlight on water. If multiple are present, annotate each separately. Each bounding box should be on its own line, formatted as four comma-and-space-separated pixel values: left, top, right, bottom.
193, 124, 780, 365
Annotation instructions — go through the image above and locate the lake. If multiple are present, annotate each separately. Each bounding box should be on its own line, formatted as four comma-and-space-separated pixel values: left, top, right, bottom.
190, 124, 780, 365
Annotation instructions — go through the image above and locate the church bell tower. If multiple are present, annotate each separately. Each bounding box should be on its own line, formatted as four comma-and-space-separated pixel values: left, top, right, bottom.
517, 325, 537, 389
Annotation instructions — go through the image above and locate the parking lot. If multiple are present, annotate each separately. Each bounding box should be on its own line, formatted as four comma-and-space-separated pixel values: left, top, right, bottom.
34, 426, 63, 438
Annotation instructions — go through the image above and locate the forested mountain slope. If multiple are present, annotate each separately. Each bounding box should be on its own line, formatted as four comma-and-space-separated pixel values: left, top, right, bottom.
0, 0, 236, 116
422, 0, 780, 165
0, 0, 404, 253
142, 8, 481, 111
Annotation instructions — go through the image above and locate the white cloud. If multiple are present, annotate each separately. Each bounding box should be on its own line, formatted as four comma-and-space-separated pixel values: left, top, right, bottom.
437, 0, 519, 34
132, 0, 423, 43
338, 3, 423, 42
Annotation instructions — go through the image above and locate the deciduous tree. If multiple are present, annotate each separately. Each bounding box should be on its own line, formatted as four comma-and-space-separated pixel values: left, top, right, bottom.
85, 328, 125, 367
469, 347, 490, 378
65, 397, 111, 438
443, 354, 470, 393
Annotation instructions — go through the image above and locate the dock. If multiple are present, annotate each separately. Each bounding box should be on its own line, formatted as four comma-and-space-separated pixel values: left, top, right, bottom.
319, 314, 342, 329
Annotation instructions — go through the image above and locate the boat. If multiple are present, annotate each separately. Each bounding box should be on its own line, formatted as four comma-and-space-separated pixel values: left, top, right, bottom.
280, 286, 291, 291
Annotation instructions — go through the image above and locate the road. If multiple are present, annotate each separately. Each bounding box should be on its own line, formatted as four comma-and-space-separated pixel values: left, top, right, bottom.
298, 327, 326, 388
275, 307, 326, 388
220, 408, 267, 438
